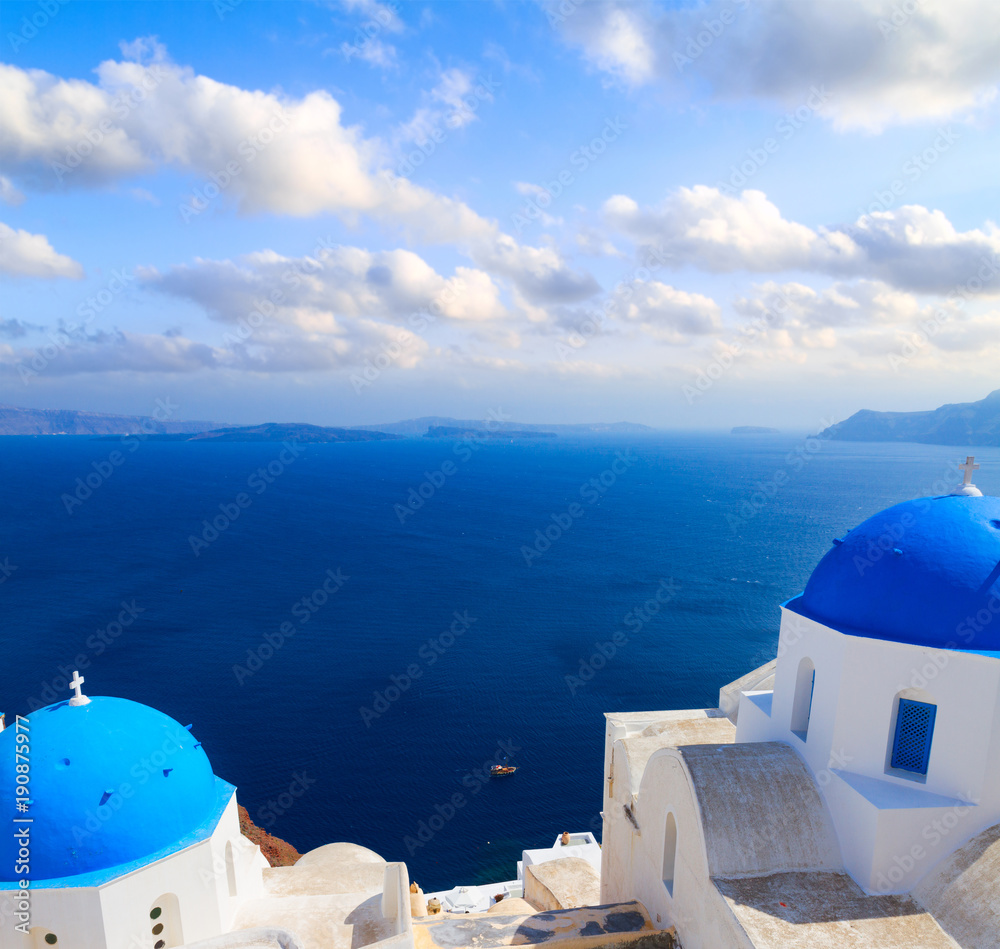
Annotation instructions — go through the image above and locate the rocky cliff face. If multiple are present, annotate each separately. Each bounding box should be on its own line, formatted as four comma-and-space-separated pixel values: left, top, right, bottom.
239, 804, 302, 867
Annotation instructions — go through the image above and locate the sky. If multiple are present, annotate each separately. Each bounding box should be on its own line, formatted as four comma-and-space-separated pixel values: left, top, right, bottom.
1, 0, 999, 429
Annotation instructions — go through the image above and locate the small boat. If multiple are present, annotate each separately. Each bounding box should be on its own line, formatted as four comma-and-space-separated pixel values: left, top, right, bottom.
490, 764, 517, 777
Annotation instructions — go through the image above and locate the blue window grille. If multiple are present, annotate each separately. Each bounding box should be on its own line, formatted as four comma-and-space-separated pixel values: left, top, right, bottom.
891, 699, 937, 774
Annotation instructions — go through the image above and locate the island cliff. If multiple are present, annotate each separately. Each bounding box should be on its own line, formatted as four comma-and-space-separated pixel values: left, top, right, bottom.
819, 390, 1000, 445
239, 805, 302, 867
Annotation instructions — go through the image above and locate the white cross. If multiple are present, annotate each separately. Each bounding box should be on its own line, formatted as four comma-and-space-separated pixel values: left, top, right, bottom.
69, 670, 85, 700
960, 456, 980, 485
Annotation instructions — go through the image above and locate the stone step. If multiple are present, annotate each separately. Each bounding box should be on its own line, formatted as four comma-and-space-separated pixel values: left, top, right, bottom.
413, 900, 677, 949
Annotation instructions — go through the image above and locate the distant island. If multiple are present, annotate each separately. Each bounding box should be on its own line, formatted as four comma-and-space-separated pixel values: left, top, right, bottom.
354, 416, 654, 436
0, 403, 224, 436
190, 423, 399, 442
731, 426, 780, 435
424, 426, 556, 439
0, 403, 652, 440
100, 423, 399, 443
819, 390, 1000, 445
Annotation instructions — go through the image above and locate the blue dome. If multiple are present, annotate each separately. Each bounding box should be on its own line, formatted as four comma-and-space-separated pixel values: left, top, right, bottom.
793, 494, 1000, 652
0, 696, 221, 882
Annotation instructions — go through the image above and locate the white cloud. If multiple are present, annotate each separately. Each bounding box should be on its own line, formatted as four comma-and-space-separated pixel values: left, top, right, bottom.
621, 280, 721, 343
396, 66, 495, 144
0, 46, 592, 306
604, 187, 859, 274
472, 234, 598, 304
574, 225, 623, 258
350, 38, 398, 69
0, 317, 428, 379
551, 0, 1000, 131
0, 62, 153, 186
430, 67, 489, 129
605, 187, 1000, 294
733, 279, 925, 329
0, 329, 219, 376
140, 246, 507, 325
927, 312, 1000, 353
565, 4, 656, 87
0, 222, 83, 279
846, 206, 1000, 294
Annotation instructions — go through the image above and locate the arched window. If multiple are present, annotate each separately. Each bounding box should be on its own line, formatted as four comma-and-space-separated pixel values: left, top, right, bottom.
225, 840, 238, 897
790, 657, 816, 741
889, 695, 937, 776
149, 894, 183, 949
662, 812, 677, 896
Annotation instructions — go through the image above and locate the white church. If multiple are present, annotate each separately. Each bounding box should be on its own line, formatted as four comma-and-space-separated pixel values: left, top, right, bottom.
3, 460, 999, 948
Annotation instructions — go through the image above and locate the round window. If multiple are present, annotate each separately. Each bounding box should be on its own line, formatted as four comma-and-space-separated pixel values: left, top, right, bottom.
150, 907, 162, 919
155, 941, 166, 949
44, 936, 58, 946
152, 923, 164, 935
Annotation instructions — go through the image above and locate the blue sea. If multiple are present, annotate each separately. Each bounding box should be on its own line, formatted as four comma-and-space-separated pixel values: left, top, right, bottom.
3, 431, 998, 890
